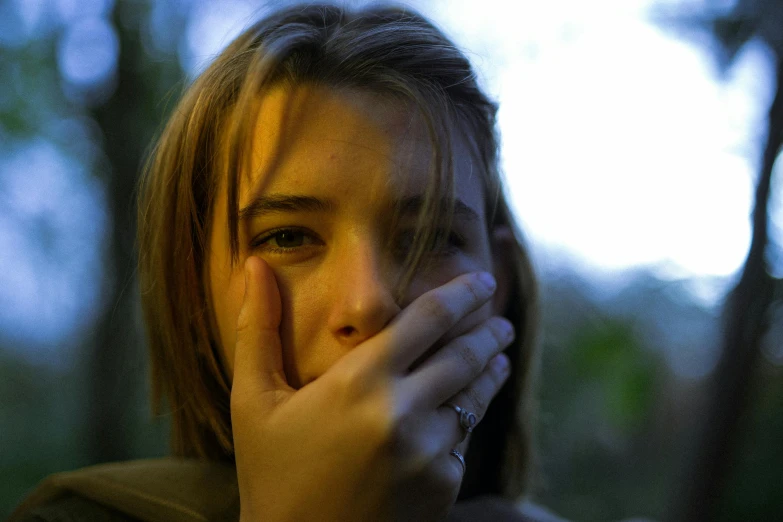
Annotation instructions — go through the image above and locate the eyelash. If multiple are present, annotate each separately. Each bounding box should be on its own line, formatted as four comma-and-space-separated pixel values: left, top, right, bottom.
250, 227, 320, 255
250, 227, 466, 256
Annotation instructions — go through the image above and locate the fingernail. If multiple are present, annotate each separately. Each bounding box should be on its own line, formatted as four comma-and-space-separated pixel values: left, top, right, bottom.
492, 353, 509, 374
477, 271, 496, 293
501, 319, 515, 341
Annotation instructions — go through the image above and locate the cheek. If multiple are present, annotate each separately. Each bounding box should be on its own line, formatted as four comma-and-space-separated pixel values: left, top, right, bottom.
276, 273, 332, 387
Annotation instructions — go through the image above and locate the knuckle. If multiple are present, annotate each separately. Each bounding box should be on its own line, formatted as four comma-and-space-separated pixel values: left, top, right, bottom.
464, 386, 487, 415
388, 413, 423, 461
366, 409, 396, 454
421, 294, 456, 330
331, 365, 382, 411
463, 278, 483, 302
332, 365, 361, 394
453, 341, 483, 376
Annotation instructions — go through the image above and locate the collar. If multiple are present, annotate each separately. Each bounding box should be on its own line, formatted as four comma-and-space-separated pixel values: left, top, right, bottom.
11, 458, 239, 522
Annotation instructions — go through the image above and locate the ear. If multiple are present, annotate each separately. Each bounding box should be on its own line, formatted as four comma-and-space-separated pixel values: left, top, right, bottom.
490, 225, 515, 317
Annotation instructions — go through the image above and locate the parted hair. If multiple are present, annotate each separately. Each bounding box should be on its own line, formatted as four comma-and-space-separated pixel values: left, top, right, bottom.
137, 2, 540, 500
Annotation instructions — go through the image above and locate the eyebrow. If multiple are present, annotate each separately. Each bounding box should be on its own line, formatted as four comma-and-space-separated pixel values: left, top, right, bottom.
238, 194, 480, 223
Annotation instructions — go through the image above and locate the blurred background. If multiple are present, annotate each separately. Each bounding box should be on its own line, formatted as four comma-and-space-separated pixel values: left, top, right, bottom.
1, 0, 781, 520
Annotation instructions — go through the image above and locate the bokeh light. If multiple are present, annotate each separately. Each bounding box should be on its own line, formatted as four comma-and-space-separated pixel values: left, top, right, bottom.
57, 17, 119, 89
0, 139, 107, 365
182, 0, 260, 77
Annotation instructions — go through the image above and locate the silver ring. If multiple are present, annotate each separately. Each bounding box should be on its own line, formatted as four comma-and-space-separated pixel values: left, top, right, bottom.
449, 449, 466, 473
444, 402, 478, 440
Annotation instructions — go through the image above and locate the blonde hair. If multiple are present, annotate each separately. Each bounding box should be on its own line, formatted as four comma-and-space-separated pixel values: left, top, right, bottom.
137, 3, 539, 500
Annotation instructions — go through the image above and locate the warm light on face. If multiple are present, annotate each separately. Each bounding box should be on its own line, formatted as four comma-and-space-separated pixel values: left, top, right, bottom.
205, 84, 504, 389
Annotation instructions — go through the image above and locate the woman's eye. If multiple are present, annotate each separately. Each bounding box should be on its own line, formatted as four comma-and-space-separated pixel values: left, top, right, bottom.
250, 227, 465, 256
251, 228, 320, 254
398, 229, 465, 256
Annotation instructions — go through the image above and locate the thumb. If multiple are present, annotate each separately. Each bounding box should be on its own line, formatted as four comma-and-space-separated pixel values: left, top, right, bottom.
233, 255, 291, 398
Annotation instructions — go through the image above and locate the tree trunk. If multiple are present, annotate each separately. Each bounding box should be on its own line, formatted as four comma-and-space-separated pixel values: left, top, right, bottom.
678, 58, 783, 522
84, 0, 152, 464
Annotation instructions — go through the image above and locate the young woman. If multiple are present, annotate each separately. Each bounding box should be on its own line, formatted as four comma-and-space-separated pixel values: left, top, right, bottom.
12, 3, 548, 521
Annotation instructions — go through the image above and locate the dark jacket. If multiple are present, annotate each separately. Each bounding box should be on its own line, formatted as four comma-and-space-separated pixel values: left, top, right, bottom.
10, 458, 563, 522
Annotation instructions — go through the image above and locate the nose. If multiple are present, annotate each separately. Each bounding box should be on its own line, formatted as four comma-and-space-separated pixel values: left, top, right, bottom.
327, 238, 402, 347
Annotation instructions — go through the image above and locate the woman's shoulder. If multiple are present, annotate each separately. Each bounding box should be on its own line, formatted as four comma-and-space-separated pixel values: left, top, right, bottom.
11, 459, 569, 522
13, 494, 139, 522
450, 496, 569, 522
8, 457, 239, 522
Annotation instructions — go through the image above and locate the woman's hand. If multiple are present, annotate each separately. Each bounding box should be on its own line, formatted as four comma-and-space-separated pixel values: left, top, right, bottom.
232, 256, 514, 522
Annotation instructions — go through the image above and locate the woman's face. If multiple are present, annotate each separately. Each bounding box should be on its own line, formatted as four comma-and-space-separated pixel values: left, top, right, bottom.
206, 83, 511, 388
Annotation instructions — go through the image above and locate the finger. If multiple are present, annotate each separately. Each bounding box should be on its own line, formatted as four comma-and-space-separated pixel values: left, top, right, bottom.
405, 316, 514, 411
438, 351, 511, 448
397, 353, 510, 478
233, 256, 291, 402
374, 271, 497, 373
445, 447, 467, 482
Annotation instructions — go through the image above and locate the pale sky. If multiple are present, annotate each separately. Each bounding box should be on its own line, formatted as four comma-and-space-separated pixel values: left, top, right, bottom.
429, 0, 771, 281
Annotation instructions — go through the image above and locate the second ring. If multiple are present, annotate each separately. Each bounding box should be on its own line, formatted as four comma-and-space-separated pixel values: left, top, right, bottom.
444, 402, 478, 441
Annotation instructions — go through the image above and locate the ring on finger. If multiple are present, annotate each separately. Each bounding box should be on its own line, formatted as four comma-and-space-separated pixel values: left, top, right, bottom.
449, 449, 466, 474
444, 402, 478, 441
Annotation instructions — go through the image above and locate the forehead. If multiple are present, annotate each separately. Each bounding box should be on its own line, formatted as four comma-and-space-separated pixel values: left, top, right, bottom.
241, 83, 485, 218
